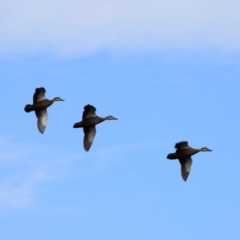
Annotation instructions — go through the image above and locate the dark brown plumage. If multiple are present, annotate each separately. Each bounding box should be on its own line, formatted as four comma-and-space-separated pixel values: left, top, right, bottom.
24, 87, 64, 134
73, 104, 118, 152
167, 141, 212, 181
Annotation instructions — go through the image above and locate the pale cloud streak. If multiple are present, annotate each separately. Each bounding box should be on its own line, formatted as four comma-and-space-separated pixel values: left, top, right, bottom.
0, 137, 68, 209
0, 172, 47, 208
0, 136, 159, 208
0, 0, 240, 56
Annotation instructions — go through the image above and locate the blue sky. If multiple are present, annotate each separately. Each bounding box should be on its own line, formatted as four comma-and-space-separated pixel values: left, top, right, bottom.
1, 1, 240, 240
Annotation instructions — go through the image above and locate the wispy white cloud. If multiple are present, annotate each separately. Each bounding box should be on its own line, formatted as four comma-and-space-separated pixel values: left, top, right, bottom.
0, 172, 47, 208
0, 137, 70, 208
0, 136, 160, 208
1, 0, 240, 57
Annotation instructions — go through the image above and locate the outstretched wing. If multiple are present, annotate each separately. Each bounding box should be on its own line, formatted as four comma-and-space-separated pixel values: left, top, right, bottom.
82, 104, 96, 120
179, 157, 192, 181
36, 109, 48, 134
83, 126, 96, 151
33, 87, 46, 103
175, 141, 189, 150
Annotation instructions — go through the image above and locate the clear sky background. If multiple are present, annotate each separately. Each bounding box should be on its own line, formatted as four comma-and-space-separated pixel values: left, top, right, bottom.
1, 1, 240, 239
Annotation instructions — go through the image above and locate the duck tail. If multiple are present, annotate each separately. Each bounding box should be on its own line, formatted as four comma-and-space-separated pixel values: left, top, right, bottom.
24, 104, 33, 112
73, 122, 82, 128
167, 153, 177, 160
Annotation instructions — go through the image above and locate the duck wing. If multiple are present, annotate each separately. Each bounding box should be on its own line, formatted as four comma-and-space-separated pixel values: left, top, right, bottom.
36, 109, 48, 134
179, 156, 192, 181
82, 104, 96, 119
33, 87, 46, 103
175, 141, 190, 151
83, 126, 96, 151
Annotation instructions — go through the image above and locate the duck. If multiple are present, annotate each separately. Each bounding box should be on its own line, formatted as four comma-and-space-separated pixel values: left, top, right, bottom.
167, 141, 212, 181
24, 87, 64, 134
73, 104, 118, 151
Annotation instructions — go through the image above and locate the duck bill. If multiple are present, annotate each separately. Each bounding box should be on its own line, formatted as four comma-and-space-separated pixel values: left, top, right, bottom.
113, 117, 118, 120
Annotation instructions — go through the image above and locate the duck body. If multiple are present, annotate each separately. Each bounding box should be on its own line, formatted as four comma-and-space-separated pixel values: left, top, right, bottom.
73, 116, 105, 128
167, 141, 212, 181
24, 99, 54, 112
24, 87, 64, 134
73, 104, 117, 152
167, 148, 200, 160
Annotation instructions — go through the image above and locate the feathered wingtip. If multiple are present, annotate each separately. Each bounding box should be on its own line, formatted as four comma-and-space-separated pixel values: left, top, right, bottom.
33, 87, 46, 103
35, 87, 46, 93
175, 141, 189, 149
84, 104, 96, 111
24, 104, 32, 112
